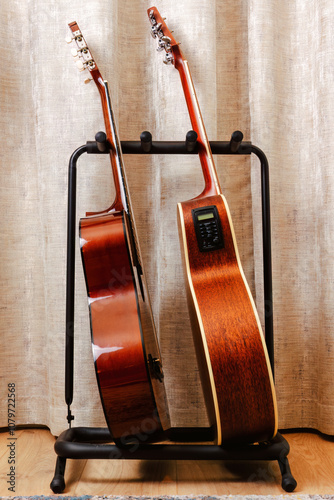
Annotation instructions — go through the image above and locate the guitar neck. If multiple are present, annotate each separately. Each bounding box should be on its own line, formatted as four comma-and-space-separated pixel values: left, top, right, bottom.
94, 76, 143, 272
174, 50, 222, 198
147, 8, 221, 199
94, 76, 128, 212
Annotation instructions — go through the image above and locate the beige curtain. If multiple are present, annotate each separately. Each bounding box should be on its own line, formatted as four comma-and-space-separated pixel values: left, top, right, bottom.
1, 0, 333, 437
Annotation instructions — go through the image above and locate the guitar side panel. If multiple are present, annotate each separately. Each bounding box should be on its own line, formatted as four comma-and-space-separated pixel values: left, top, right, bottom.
79, 212, 163, 442
178, 195, 278, 445
122, 212, 171, 433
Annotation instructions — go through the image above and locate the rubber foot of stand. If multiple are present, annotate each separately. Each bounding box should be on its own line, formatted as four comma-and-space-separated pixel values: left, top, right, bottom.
50, 474, 66, 494
282, 475, 297, 492
279, 456, 297, 492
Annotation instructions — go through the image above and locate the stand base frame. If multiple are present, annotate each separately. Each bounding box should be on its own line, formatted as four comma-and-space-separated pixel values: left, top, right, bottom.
51, 428, 297, 493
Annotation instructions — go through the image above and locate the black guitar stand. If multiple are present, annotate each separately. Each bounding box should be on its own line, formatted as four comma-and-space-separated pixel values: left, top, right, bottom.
51, 130, 297, 493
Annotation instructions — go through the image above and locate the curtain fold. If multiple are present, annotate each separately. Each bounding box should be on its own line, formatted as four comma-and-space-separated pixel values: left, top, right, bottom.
249, 0, 334, 435
0, 0, 333, 437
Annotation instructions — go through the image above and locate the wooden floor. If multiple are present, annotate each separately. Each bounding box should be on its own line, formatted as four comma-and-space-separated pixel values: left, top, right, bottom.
0, 429, 333, 496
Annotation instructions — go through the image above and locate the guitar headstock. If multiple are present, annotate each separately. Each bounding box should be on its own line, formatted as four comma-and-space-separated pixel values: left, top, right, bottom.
147, 7, 179, 65
66, 22, 99, 83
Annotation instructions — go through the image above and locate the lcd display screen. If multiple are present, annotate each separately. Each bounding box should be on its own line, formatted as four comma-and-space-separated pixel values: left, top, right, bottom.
197, 213, 215, 221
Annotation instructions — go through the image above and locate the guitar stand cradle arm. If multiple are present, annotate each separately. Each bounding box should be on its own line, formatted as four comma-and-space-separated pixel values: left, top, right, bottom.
51, 130, 297, 494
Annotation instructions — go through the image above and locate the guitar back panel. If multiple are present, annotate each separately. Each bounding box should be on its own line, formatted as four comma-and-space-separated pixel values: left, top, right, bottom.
178, 194, 278, 445
80, 212, 167, 442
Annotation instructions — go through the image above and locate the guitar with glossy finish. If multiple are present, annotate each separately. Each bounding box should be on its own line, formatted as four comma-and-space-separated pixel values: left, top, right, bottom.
148, 7, 278, 445
67, 22, 170, 443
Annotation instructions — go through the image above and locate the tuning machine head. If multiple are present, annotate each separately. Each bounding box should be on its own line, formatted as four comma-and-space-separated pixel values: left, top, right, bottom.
157, 35, 172, 52
163, 52, 174, 65
151, 22, 162, 38
149, 9, 157, 25
67, 23, 97, 75
148, 8, 177, 66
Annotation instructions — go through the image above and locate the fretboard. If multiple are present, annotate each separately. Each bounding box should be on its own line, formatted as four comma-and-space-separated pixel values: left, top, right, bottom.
175, 51, 222, 198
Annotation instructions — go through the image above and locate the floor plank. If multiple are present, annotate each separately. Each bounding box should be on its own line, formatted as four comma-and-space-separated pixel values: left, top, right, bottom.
0, 429, 333, 495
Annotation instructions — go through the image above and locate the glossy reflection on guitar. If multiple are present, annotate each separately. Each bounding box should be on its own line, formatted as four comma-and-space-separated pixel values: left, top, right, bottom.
67, 22, 170, 443
148, 7, 278, 445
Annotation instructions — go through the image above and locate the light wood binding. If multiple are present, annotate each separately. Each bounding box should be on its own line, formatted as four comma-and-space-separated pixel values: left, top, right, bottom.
68, 21, 170, 441
148, 7, 277, 445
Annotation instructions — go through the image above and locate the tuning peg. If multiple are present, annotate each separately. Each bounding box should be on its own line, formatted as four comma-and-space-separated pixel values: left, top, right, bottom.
84, 77, 92, 84
156, 39, 165, 52
162, 36, 171, 46
163, 52, 174, 65
156, 36, 172, 52
151, 22, 162, 38
71, 48, 78, 57
76, 60, 85, 71
65, 35, 73, 44
149, 9, 157, 24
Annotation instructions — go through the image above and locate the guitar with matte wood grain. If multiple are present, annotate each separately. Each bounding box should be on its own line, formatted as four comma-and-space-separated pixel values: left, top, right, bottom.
148, 7, 278, 445
67, 22, 170, 443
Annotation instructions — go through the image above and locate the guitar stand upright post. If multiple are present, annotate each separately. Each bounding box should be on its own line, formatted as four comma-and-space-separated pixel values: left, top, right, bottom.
51, 130, 297, 494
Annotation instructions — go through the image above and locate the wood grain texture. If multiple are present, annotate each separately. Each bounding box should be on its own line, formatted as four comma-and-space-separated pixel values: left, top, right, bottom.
178, 195, 277, 445
0, 429, 333, 495
80, 211, 165, 441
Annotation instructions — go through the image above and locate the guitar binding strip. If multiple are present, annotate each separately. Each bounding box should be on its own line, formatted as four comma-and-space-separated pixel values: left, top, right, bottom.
50, 130, 297, 494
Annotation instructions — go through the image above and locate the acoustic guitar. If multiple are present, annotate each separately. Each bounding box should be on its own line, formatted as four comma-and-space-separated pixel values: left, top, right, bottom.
67, 22, 170, 443
148, 7, 278, 445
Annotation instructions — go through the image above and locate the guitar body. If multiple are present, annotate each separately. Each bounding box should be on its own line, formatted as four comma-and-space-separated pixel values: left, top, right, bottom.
80, 211, 168, 442
177, 195, 277, 445
148, 6, 278, 446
